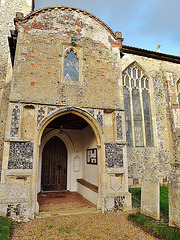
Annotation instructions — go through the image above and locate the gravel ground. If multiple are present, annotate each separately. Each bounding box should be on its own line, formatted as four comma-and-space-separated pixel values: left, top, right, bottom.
11, 212, 158, 240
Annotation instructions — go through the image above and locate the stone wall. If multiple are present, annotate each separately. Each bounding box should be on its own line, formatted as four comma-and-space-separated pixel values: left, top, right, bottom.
121, 53, 180, 183
169, 163, 180, 228
0, 0, 33, 179
0, 4, 179, 222
0, 83, 11, 178
11, 7, 123, 110
121, 52, 180, 226
0, 0, 33, 81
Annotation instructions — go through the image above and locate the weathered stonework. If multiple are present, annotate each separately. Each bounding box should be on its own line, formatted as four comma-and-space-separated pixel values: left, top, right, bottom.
121, 56, 177, 184
0, 3, 179, 225
114, 195, 125, 212
141, 167, 160, 220
10, 105, 20, 138
37, 107, 45, 127
105, 143, 123, 168
116, 113, 123, 140
169, 163, 180, 228
8, 142, 33, 169
0, 0, 33, 183
0, 83, 11, 177
87, 109, 94, 117
47, 107, 56, 115
0, 0, 33, 81
96, 111, 103, 129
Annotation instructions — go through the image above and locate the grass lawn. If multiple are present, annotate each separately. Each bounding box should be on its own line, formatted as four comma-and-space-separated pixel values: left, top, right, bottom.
160, 186, 169, 218
129, 186, 169, 218
128, 213, 180, 240
129, 186, 180, 239
0, 216, 13, 240
129, 187, 141, 208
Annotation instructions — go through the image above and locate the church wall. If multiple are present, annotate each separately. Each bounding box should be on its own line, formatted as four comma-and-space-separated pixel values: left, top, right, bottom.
0, 0, 33, 81
10, 8, 123, 110
0, 8, 125, 217
0, 0, 33, 180
0, 5, 179, 222
4, 8, 130, 216
0, 83, 11, 179
121, 53, 180, 184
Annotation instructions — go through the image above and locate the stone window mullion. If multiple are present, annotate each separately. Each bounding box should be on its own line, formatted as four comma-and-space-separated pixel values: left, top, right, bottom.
129, 79, 135, 147
139, 88, 146, 147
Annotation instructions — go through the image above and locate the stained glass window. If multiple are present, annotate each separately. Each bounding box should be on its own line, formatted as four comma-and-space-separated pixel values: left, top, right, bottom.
122, 62, 153, 147
64, 50, 79, 81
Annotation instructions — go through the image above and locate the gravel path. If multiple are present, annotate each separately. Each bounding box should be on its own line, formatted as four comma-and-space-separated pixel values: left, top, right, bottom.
11, 212, 158, 240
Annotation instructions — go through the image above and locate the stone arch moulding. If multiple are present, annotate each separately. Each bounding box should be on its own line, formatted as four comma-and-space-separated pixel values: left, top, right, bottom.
64, 46, 80, 58
123, 61, 152, 80
37, 107, 102, 193
37, 107, 102, 146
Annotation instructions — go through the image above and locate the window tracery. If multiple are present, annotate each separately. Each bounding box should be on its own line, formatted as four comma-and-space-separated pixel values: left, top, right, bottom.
122, 62, 153, 147
64, 49, 79, 82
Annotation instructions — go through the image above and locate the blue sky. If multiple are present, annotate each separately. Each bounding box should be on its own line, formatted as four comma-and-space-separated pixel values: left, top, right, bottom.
35, 0, 180, 56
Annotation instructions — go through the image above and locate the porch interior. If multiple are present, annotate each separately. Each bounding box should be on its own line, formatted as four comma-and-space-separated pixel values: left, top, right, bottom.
37, 191, 97, 216
39, 113, 99, 211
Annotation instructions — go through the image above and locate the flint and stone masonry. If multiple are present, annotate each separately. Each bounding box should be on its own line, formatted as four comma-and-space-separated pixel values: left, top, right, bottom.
0, 1, 179, 227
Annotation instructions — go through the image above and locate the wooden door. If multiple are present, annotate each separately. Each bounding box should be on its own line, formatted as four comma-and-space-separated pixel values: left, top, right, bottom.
41, 136, 67, 191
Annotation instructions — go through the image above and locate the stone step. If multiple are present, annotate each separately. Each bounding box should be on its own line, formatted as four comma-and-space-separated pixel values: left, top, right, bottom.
37, 207, 100, 218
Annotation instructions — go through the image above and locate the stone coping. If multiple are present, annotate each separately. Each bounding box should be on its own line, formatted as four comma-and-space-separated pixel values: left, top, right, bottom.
106, 167, 125, 174
77, 179, 98, 193
5, 169, 32, 176
14, 6, 123, 42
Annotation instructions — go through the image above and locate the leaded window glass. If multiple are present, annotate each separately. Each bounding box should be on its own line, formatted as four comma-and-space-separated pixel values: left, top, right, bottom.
132, 88, 144, 146
64, 50, 79, 81
123, 87, 133, 146
122, 62, 153, 147
142, 90, 153, 146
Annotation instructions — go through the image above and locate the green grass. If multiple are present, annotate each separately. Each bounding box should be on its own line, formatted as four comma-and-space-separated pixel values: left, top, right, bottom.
129, 186, 169, 218
128, 213, 180, 240
129, 187, 141, 208
0, 216, 13, 240
128, 186, 176, 239
160, 186, 169, 218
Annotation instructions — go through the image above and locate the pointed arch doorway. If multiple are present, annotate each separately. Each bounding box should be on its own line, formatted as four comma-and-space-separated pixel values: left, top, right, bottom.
41, 136, 67, 191
37, 109, 102, 210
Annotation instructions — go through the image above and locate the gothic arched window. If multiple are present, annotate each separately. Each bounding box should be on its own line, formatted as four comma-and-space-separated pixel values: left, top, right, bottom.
64, 49, 79, 81
122, 62, 153, 147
